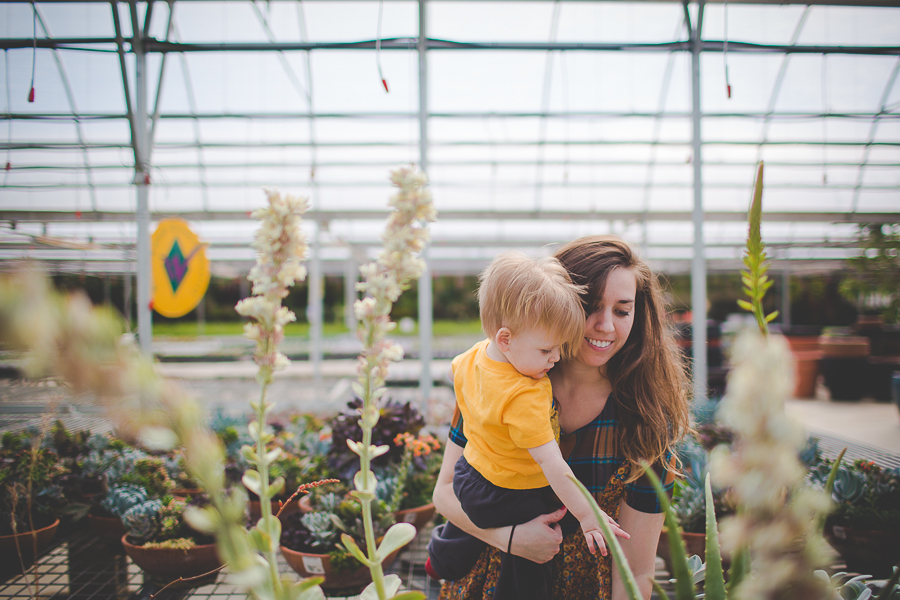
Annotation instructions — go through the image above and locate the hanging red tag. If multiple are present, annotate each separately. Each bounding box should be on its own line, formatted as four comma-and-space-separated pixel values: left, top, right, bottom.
28, 87, 35, 103
382, 78, 389, 93
727, 84, 732, 99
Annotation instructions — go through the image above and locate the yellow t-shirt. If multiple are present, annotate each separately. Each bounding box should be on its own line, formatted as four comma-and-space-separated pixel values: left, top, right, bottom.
452, 339, 556, 489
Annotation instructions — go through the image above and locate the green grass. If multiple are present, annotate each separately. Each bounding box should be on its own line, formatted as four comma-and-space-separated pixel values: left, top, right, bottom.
152, 320, 483, 339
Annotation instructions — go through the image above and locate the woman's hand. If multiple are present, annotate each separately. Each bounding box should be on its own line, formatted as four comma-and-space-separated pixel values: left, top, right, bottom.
508, 506, 567, 564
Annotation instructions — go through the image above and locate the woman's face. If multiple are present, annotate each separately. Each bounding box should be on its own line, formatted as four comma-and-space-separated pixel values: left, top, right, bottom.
574, 267, 637, 371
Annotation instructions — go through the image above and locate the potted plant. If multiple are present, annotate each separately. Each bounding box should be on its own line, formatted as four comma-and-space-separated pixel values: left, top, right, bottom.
164, 449, 204, 497
327, 397, 426, 481
388, 432, 442, 530
88, 450, 174, 544
120, 494, 222, 589
810, 456, 900, 577
838, 223, 900, 401
0, 430, 68, 574
658, 433, 734, 574
818, 327, 871, 401
280, 489, 401, 593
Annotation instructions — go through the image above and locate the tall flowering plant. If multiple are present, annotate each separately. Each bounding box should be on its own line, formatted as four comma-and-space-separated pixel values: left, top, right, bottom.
153, 190, 326, 600
0, 195, 327, 599
339, 166, 436, 600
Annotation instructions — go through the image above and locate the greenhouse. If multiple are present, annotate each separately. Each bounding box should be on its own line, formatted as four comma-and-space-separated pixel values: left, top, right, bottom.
0, 1, 898, 599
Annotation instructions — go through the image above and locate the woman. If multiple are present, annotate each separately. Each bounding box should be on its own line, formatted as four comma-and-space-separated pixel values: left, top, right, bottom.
432, 235, 691, 599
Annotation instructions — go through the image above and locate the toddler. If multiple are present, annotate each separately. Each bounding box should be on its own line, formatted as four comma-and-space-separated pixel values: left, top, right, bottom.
427, 251, 629, 600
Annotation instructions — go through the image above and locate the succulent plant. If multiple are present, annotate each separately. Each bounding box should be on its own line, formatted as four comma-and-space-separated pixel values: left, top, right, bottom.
328, 397, 425, 479
300, 511, 339, 551
0, 435, 69, 533
123, 499, 163, 542
50, 420, 91, 459
100, 484, 149, 518
832, 468, 867, 505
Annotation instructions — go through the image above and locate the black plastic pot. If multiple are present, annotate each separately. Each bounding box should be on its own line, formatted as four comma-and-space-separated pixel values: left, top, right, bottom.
820, 357, 869, 401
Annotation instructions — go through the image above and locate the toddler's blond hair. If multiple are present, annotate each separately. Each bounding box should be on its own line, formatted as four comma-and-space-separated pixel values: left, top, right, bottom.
478, 251, 585, 355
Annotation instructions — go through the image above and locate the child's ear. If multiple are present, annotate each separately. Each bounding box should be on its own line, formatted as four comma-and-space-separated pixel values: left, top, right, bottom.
496, 327, 512, 352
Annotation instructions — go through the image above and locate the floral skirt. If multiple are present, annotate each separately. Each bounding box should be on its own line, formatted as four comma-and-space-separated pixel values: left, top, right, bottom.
438, 464, 628, 600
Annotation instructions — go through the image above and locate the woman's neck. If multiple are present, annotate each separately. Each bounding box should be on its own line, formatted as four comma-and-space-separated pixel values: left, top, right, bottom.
550, 360, 612, 434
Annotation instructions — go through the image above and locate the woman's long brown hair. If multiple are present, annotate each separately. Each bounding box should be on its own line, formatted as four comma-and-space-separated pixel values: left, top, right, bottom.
554, 235, 691, 481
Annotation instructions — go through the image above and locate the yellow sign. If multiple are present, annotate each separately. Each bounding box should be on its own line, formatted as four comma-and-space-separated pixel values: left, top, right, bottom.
151, 218, 210, 318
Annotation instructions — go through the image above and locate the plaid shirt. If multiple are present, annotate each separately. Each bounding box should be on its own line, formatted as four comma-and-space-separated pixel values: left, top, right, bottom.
448, 393, 675, 517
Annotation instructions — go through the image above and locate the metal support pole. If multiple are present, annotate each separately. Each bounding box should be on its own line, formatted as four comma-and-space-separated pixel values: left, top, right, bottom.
344, 255, 357, 332
417, 0, 433, 400
123, 267, 132, 330
309, 221, 323, 387
133, 3, 152, 356
690, 2, 707, 402
781, 270, 792, 328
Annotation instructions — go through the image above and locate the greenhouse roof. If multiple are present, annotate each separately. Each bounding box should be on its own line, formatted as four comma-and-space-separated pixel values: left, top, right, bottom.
1, 0, 899, 277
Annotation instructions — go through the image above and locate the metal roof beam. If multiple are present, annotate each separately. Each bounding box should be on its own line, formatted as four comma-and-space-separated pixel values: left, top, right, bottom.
4, 37, 899, 57
1, 210, 896, 224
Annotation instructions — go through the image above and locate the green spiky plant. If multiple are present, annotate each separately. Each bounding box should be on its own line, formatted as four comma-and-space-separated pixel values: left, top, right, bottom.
737, 162, 778, 335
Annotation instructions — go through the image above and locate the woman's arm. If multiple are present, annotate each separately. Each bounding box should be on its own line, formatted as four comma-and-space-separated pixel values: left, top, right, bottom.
432, 440, 566, 564
528, 441, 630, 555
610, 501, 665, 600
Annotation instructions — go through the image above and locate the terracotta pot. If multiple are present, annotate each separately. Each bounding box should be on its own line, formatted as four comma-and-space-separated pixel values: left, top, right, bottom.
394, 503, 436, 531
786, 336, 820, 353
280, 543, 402, 592
0, 518, 59, 572
819, 335, 870, 358
87, 512, 127, 545
823, 520, 900, 578
792, 350, 822, 399
122, 535, 222, 588
249, 498, 302, 521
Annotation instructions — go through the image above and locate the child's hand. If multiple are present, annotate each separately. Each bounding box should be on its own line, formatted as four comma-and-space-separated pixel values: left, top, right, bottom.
580, 511, 630, 556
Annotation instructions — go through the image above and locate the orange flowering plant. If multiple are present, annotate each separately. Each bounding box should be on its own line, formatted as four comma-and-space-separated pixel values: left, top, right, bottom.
389, 433, 442, 513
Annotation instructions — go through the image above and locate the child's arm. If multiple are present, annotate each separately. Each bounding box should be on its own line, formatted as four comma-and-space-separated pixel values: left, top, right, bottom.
528, 441, 630, 556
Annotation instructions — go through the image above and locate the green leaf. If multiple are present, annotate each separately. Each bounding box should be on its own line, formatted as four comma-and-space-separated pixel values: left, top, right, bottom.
377, 523, 416, 560
641, 464, 695, 600
269, 476, 285, 499
765, 311, 779, 323
249, 526, 272, 553
726, 545, 751, 596
651, 580, 672, 600
241, 444, 259, 462
354, 470, 373, 494
340, 533, 372, 567
265, 447, 283, 464
737, 299, 754, 312
360, 575, 403, 600
568, 474, 644, 600
874, 566, 900, 600
390, 593, 426, 600
703, 473, 726, 600
183, 505, 218, 534
816, 448, 847, 535
242, 470, 262, 496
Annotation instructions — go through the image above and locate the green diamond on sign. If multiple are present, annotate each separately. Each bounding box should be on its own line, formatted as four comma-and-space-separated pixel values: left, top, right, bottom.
164, 241, 188, 293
